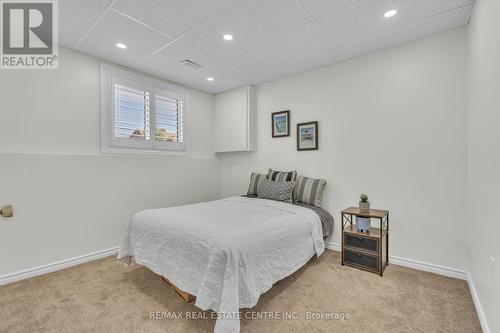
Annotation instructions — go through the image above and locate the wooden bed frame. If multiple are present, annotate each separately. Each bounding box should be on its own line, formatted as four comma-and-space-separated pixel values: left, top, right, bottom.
161, 276, 196, 303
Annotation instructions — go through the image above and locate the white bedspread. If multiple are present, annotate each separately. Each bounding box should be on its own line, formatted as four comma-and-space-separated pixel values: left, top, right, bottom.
118, 196, 325, 333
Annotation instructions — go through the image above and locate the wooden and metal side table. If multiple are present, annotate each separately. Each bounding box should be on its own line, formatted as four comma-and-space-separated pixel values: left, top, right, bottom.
341, 207, 389, 276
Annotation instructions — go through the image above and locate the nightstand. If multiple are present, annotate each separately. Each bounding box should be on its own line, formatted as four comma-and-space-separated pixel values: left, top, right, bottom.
341, 207, 389, 276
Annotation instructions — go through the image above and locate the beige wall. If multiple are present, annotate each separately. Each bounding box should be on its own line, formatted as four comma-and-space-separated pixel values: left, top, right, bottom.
468, 0, 500, 331
0, 48, 220, 276
218, 28, 469, 271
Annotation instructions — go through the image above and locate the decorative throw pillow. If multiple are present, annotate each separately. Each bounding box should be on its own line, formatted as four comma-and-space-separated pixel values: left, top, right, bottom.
257, 178, 295, 203
293, 176, 327, 208
266, 168, 297, 182
247, 173, 267, 196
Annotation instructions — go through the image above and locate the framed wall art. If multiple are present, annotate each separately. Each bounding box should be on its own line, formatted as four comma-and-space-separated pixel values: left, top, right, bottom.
297, 121, 318, 151
271, 110, 290, 137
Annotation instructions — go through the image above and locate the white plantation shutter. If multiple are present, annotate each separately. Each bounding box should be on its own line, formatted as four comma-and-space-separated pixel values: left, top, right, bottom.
106, 74, 186, 152
114, 84, 150, 141
155, 94, 183, 144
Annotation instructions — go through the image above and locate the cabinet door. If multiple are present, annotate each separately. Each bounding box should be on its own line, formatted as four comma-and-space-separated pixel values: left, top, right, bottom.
214, 93, 231, 152
229, 88, 248, 152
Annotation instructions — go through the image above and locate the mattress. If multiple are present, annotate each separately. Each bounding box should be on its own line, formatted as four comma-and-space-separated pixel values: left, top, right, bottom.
244, 195, 334, 237
118, 196, 325, 333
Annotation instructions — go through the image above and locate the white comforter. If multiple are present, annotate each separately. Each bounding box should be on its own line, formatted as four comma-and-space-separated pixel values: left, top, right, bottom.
118, 196, 325, 333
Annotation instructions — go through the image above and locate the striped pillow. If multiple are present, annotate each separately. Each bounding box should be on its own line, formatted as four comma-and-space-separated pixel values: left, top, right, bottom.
257, 178, 295, 203
266, 168, 297, 182
293, 176, 327, 207
247, 173, 266, 196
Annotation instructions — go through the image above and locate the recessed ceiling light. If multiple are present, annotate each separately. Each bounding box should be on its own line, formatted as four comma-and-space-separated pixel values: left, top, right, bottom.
223, 34, 233, 41
207, 77, 214, 81
115, 43, 127, 49
384, 9, 398, 18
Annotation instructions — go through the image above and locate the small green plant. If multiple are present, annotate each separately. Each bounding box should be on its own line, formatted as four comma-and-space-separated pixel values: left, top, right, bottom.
360, 194, 369, 203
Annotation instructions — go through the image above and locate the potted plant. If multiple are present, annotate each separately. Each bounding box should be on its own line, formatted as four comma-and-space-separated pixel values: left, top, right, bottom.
359, 194, 370, 211
357, 194, 371, 233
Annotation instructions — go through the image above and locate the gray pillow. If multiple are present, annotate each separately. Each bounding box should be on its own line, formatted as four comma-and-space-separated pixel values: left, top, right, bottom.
257, 178, 295, 203
293, 175, 327, 208
247, 172, 267, 196
266, 168, 297, 182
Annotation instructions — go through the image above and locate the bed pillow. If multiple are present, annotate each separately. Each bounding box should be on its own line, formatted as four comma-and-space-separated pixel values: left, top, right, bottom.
247, 172, 267, 196
257, 178, 295, 203
293, 176, 327, 208
266, 168, 297, 182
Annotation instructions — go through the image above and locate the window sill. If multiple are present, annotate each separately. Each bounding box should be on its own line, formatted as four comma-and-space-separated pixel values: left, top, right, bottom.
101, 146, 189, 157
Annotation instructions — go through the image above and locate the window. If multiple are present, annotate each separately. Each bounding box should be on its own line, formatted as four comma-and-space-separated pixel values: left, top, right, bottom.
100, 64, 188, 154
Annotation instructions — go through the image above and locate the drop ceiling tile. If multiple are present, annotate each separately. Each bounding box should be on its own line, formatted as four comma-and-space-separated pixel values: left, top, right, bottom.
226, 23, 334, 85
96, 0, 113, 5
296, 0, 362, 20
76, 10, 173, 67
58, 0, 107, 49
316, 0, 474, 47
404, 0, 474, 15
111, 0, 233, 39
333, 5, 473, 63
197, 64, 247, 93
180, 0, 311, 60
137, 42, 218, 86
138, 59, 245, 94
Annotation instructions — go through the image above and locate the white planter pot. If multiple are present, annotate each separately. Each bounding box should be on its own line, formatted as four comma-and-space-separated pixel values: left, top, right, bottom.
359, 201, 370, 211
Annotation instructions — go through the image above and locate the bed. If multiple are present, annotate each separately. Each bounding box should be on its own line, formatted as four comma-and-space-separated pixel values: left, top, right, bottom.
118, 196, 333, 333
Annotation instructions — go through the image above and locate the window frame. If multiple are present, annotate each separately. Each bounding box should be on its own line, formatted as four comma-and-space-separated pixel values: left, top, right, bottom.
100, 63, 189, 155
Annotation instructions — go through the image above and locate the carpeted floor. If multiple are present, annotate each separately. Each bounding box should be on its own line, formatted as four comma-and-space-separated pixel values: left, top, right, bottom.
0, 250, 481, 333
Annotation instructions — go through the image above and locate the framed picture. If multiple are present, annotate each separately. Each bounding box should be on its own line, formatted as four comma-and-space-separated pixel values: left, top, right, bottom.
297, 121, 318, 151
272, 110, 290, 137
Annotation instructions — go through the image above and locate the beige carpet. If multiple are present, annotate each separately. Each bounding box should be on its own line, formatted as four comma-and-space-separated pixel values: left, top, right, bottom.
0, 251, 481, 333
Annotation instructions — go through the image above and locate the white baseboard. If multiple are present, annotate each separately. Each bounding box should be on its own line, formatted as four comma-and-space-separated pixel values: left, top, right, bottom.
327, 242, 467, 280
0, 246, 119, 286
388, 255, 468, 280
466, 272, 491, 333
327, 242, 342, 252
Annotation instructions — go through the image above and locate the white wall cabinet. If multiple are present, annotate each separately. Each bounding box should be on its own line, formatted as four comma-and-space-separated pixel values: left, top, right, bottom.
214, 86, 256, 153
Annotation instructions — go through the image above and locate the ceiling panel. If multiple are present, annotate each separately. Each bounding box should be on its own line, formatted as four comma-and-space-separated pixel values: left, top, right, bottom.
111, 0, 233, 39
137, 42, 219, 89
226, 23, 335, 84
180, 0, 311, 60
58, 0, 107, 49
296, 0, 361, 20
194, 64, 248, 93
316, 0, 474, 47
76, 10, 173, 67
333, 5, 473, 63
139, 60, 246, 94
96, 0, 113, 5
